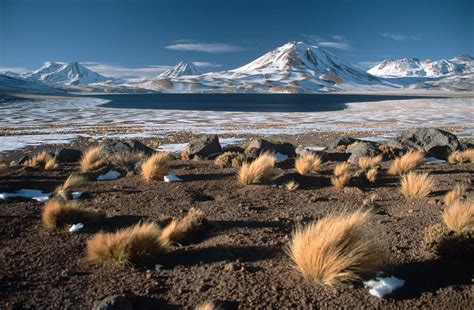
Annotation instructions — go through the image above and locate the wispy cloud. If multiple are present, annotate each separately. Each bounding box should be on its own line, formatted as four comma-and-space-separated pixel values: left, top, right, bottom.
83, 63, 171, 78
165, 42, 245, 53
380, 32, 422, 41
300, 34, 352, 50
192, 61, 222, 68
0, 66, 29, 74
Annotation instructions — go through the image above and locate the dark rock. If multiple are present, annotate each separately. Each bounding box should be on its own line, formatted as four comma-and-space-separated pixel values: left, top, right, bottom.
390, 128, 461, 159
99, 140, 154, 156
244, 138, 295, 158
54, 148, 82, 163
346, 141, 381, 164
325, 137, 359, 152
92, 295, 133, 310
185, 134, 222, 159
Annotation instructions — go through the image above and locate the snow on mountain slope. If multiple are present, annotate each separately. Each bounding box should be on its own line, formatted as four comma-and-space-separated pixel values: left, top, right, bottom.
160, 61, 202, 77
27, 62, 110, 85
368, 55, 473, 78
0, 74, 65, 95
135, 41, 396, 93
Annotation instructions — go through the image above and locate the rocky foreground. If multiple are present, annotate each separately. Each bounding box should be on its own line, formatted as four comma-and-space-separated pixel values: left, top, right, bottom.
0, 128, 473, 309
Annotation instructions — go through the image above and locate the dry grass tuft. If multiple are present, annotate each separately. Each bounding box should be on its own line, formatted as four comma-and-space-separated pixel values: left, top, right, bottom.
442, 200, 474, 233
334, 162, 350, 177
181, 148, 190, 160
366, 168, 378, 183
195, 301, 222, 310
285, 180, 299, 191
159, 208, 208, 244
87, 222, 169, 266
24, 151, 55, 168
295, 153, 322, 176
448, 149, 474, 163
331, 163, 351, 189
54, 174, 87, 200
141, 152, 171, 181
358, 155, 382, 172
287, 209, 383, 286
388, 149, 424, 175
214, 151, 246, 168
237, 152, 275, 185
444, 184, 466, 206
80, 147, 106, 172
42, 199, 104, 230
399, 172, 435, 198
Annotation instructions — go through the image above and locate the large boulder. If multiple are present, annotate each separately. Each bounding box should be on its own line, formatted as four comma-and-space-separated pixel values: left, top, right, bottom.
325, 137, 359, 152
99, 140, 155, 156
390, 128, 461, 159
92, 295, 133, 310
185, 134, 222, 159
244, 138, 295, 159
54, 148, 83, 163
346, 141, 381, 164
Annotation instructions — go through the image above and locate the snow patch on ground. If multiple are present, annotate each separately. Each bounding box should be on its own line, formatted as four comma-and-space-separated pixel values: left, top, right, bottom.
0, 189, 51, 202
274, 153, 288, 162
96, 170, 121, 181
69, 223, 84, 233
364, 276, 405, 298
71, 192, 82, 199
424, 157, 446, 164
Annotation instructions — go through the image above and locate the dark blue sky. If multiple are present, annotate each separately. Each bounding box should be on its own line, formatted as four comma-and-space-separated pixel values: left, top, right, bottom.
1, 0, 472, 77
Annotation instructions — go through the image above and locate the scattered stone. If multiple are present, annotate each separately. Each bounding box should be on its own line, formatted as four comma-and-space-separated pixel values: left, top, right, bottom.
389, 128, 461, 159
245, 138, 295, 158
346, 141, 381, 164
54, 148, 83, 163
325, 137, 359, 152
184, 134, 222, 159
99, 140, 154, 156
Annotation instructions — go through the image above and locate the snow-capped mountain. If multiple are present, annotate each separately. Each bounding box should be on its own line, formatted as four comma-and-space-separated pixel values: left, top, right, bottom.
26, 62, 109, 85
135, 41, 395, 93
0, 74, 65, 95
160, 61, 202, 77
368, 55, 473, 78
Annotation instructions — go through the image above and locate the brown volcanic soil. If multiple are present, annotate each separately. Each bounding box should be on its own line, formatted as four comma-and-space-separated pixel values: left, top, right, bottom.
0, 149, 473, 309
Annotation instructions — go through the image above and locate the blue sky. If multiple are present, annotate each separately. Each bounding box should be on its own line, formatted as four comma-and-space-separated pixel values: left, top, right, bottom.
0, 0, 472, 78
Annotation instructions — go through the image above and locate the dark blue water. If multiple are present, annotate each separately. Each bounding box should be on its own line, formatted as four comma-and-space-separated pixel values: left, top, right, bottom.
95, 93, 444, 112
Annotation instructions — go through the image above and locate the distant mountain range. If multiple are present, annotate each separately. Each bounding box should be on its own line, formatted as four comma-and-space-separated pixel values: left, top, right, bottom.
1, 41, 472, 94
368, 55, 473, 78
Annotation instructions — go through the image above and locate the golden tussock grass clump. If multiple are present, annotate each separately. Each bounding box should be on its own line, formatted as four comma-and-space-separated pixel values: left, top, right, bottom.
331, 163, 351, 189
287, 209, 383, 286
237, 152, 275, 185
54, 174, 87, 200
195, 301, 223, 310
80, 147, 106, 172
442, 200, 474, 233
444, 184, 466, 206
141, 152, 171, 181
448, 149, 474, 163
159, 208, 208, 244
180, 148, 190, 160
24, 151, 58, 170
214, 151, 246, 168
86, 222, 169, 266
358, 155, 382, 172
366, 168, 378, 183
387, 149, 424, 176
0, 162, 6, 170
399, 172, 435, 199
295, 153, 322, 176
334, 162, 350, 177
285, 180, 299, 191
42, 199, 104, 230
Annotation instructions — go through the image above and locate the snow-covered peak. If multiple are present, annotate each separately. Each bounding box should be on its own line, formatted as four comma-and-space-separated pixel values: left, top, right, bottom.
368, 55, 473, 78
160, 61, 202, 77
27, 62, 109, 85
